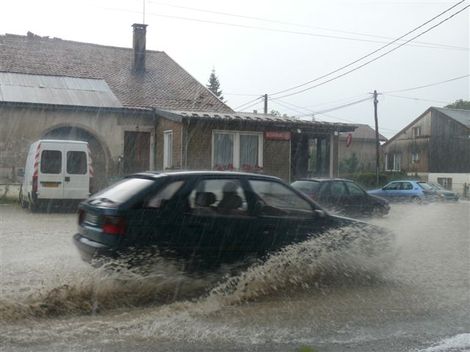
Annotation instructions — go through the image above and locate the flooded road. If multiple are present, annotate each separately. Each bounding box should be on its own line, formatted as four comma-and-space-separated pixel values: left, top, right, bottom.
1, 202, 469, 352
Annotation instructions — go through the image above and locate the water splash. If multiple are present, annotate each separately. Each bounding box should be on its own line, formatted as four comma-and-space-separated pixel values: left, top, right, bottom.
205, 225, 396, 306
0, 257, 215, 321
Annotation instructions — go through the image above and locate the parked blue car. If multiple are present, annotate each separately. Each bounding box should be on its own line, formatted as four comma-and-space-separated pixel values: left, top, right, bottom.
367, 180, 437, 203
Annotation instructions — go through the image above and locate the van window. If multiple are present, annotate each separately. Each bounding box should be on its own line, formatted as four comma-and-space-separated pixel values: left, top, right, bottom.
40, 150, 62, 174
67, 151, 87, 174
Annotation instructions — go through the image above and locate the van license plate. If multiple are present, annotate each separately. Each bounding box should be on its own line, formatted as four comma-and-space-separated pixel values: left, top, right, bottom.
41, 182, 60, 187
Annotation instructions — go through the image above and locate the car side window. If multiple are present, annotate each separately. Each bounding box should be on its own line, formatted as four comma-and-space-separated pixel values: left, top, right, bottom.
145, 180, 184, 208
330, 182, 347, 198
383, 182, 399, 190
345, 182, 366, 196
401, 182, 413, 190
189, 179, 247, 216
249, 179, 313, 217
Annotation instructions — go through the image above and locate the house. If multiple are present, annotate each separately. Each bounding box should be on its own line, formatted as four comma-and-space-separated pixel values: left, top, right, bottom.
0, 25, 355, 186
383, 107, 470, 194
338, 124, 387, 174
154, 110, 354, 181
0, 25, 231, 185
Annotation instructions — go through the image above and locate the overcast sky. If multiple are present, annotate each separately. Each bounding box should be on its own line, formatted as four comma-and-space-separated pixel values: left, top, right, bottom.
1, 0, 469, 138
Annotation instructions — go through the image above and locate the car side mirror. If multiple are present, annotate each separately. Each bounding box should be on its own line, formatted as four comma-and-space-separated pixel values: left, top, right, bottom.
315, 209, 326, 218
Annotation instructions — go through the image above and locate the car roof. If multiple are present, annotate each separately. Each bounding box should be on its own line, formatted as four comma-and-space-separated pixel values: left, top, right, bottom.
388, 179, 423, 183
293, 178, 355, 182
127, 170, 283, 181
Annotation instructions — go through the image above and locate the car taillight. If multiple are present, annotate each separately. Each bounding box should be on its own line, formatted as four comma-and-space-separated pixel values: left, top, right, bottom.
102, 216, 126, 236
78, 209, 85, 225
32, 175, 38, 193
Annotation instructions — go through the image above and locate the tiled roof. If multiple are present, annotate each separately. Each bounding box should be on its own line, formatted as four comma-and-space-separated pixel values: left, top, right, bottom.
339, 123, 387, 141
0, 33, 233, 113
434, 107, 470, 128
157, 109, 357, 132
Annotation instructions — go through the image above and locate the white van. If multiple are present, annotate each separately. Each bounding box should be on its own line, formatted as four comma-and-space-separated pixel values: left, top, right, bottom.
20, 140, 92, 211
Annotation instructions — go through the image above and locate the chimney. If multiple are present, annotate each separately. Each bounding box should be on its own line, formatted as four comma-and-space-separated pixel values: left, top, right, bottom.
132, 23, 148, 73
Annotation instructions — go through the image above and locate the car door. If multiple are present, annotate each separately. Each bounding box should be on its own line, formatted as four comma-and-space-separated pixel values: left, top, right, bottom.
125, 179, 187, 250
38, 147, 65, 199
344, 181, 369, 216
64, 146, 89, 199
322, 181, 348, 214
245, 178, 330, 255
396, 181, 414, 201
380, 181, 400, 200
178, 177, 255, 263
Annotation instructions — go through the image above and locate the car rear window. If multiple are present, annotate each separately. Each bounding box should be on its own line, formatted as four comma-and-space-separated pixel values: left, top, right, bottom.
90, 177, 154, 205
291, 180, 321, 194
40, 150, 62, 174
67, 151, 87, 174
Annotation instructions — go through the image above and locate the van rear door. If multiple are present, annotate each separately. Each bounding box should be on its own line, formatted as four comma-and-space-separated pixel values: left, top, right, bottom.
38, 147, 65, 199
64, 145, 90, 199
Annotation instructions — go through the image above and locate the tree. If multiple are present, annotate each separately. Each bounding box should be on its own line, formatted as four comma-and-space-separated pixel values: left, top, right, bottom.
206, 69, 224, 101
445, 99, 470, 110
270, 109, 288, 117
339, 153, 360, 174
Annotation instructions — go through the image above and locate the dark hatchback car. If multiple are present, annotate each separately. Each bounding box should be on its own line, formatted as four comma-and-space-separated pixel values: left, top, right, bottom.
428, 182, 459, 202
291, 178, 390, 218
73, 171, 392, 270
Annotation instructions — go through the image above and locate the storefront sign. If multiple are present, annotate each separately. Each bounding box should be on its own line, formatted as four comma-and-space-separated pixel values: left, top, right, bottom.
265, 131, 291, 141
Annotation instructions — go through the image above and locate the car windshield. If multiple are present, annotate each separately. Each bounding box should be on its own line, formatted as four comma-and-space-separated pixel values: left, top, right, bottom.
429, 182, 445, 190
291, 180, 321, 194
418, 182, 433, 190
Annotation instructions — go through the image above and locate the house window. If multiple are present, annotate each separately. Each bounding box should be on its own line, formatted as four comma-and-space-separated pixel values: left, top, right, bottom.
212, 131, 263, 171
385, 153, 401, 171
411, 152, 420, 163
437, 177, 452, 190
163, 130, 173, 169
412, 126, 421, 138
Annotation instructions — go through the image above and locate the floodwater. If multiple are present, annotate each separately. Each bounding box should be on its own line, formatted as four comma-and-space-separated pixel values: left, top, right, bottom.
0, 201, 469, 352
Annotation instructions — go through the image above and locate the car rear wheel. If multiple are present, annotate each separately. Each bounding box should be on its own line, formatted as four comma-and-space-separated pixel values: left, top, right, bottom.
372, 207, 387, 217
29, 199, 40, 212
19, 186, 29, 209
411, 196, 422, 204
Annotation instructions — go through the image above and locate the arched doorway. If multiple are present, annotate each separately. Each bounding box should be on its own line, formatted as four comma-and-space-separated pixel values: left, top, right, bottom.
42, 126, 109, 191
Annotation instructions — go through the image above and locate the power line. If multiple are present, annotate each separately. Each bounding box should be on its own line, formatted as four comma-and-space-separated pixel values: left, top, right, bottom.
383, 74, 470, 93
99, 5, 468, 50
148, 0, 468, 51
234, 96, 263, 111
225, 93, 262, 97
268, 99, 311, 116
270, 96, 372, 118
270, 3, 470, 100
383, 94, 452, 104
269, 0, 467, 97
270, 0, 465, 95
317, 112, 399, 133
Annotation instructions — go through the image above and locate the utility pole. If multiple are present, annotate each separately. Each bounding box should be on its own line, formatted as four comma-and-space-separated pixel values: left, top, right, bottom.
263, 94, 268, 114
373, 90, 380, 186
